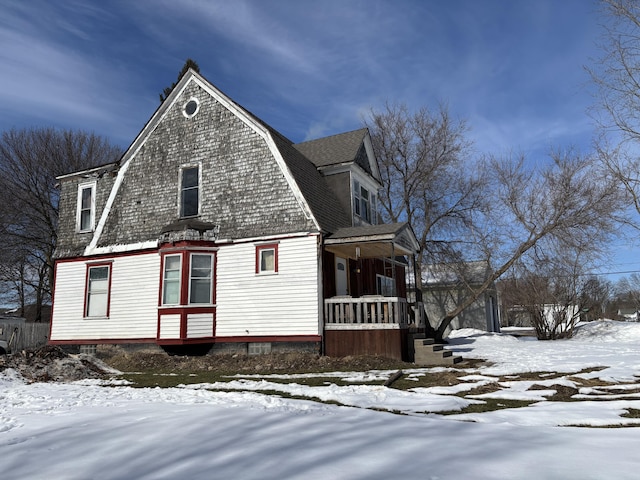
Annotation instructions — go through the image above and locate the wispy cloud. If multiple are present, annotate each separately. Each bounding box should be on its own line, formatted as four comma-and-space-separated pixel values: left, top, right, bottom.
0, 0, 605, 153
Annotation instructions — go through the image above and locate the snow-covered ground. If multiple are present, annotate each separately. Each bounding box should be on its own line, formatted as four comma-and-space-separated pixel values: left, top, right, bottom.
3, 320, 640, 479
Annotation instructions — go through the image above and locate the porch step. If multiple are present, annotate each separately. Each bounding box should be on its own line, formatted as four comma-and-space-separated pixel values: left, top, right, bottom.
414, 338, 443, 351
414, 349, 463, 366
412, 335, 463, 366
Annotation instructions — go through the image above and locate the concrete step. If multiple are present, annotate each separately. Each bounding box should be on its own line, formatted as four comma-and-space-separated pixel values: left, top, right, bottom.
414, 353, 463, 366
414, 338, 437, 348
414, 344, 463, 366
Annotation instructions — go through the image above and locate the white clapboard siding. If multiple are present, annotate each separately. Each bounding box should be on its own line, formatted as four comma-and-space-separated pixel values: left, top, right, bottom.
51, 253, 160, 341
187, 313, 214, 338
216, 235, 320, 337
159, 314, 181, 339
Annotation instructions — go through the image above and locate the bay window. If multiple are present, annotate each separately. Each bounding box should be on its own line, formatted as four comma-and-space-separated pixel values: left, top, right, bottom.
189, 253, 213, 304
161, 250, 215, 306
162, 254, 181, 305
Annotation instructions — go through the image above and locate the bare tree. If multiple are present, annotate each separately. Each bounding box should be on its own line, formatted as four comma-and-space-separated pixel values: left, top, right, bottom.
0, 128, 122, 321
429, 150, 624, 340
589, 0, 640, 215
369, 109, 625, 341
501, 247, 609, 340
159, 58, 200, 103
366, 102, 487, 279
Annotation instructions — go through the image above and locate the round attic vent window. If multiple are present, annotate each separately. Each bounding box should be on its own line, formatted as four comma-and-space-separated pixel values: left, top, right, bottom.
183, 98, 200, 118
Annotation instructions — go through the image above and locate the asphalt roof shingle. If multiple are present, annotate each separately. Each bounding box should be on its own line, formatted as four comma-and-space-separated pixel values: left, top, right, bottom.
294, 129, 368, 168
270, 132, 351, 234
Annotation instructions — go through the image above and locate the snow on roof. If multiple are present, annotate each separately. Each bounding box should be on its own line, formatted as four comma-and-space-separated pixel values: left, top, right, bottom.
421, 260, 492, 286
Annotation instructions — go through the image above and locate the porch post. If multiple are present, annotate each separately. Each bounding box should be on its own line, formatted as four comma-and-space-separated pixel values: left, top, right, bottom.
391, 243, 396, 296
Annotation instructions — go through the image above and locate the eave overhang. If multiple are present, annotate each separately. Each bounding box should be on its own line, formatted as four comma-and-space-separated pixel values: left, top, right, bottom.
324, 222, 419, 259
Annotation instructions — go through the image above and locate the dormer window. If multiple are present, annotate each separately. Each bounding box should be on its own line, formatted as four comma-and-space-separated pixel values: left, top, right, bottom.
76, 182, 96, 232
180, 165, 200, 218
353, 179, 377, 225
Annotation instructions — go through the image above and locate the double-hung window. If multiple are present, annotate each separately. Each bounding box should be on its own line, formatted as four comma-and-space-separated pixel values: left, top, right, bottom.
180, 165, 200, 218
77, 182, 96, 232
353, 178, 378, 224
162, 255, 181, 305
189, 253, 213, 304
256, 244, 278, 274
85, 264, 111, 317
360, 185, 370, 222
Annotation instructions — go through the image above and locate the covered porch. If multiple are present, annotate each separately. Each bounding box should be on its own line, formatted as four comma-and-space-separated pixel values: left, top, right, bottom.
322, 223, 423, 361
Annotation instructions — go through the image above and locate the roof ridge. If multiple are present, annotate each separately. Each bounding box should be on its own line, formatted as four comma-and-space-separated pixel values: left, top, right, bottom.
295, 127, 367, 146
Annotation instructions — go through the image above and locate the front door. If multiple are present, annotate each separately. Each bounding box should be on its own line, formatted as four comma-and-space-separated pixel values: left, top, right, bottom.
335, 257, 348, 296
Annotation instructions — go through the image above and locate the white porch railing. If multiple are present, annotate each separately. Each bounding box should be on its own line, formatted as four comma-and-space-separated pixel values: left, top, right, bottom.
325, 296, 410, 325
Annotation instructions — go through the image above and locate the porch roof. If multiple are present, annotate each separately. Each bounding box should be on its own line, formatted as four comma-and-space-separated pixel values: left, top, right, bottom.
324, 222, 419, 258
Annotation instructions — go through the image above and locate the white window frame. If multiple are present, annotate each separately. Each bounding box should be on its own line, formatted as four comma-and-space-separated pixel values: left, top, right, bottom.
182, 97, 200, 118
179, 163, 201, 218
352, 175, 379, 225
76, 181, 96, 233
360, 185, 370, 222
188, 252, 214, 304
353, 179, 361, 216
371, 194, 378, 225
162, 254, 182, 305
256, 243, 278, 275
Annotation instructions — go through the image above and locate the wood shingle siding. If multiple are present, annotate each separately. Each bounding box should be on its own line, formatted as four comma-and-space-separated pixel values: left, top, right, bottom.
55, 167, 117, 258
96, 82, 315, 249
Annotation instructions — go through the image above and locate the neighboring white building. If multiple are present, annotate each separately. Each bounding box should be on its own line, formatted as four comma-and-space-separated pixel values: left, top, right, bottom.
420, 262, 501, 337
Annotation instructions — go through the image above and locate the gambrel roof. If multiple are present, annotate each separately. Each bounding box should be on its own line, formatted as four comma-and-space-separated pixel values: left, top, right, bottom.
55, 69, 359, 257
54, 67, 421, 263
270, 131, 350, 234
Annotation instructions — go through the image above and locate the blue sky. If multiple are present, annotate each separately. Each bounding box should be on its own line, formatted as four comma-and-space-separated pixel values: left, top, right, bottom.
1, 0, 601, 155
3, 0, 637, 279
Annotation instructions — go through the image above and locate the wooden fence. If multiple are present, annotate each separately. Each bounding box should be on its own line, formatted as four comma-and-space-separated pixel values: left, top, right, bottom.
0, 321, 50, 352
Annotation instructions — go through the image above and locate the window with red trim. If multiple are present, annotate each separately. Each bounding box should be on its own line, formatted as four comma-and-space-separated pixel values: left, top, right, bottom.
85, 264, 111, 317
256, 244, 278, 274
160, 251, 215, 306
189, 253, 214, 304
162, 254, 181, 305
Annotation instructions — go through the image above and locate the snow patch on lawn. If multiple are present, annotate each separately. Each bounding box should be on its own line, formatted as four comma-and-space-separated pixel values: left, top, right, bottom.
4, 320, 640, 479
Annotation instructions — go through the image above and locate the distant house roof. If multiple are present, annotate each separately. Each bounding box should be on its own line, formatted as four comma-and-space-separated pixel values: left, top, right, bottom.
422, 261, 493, 287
